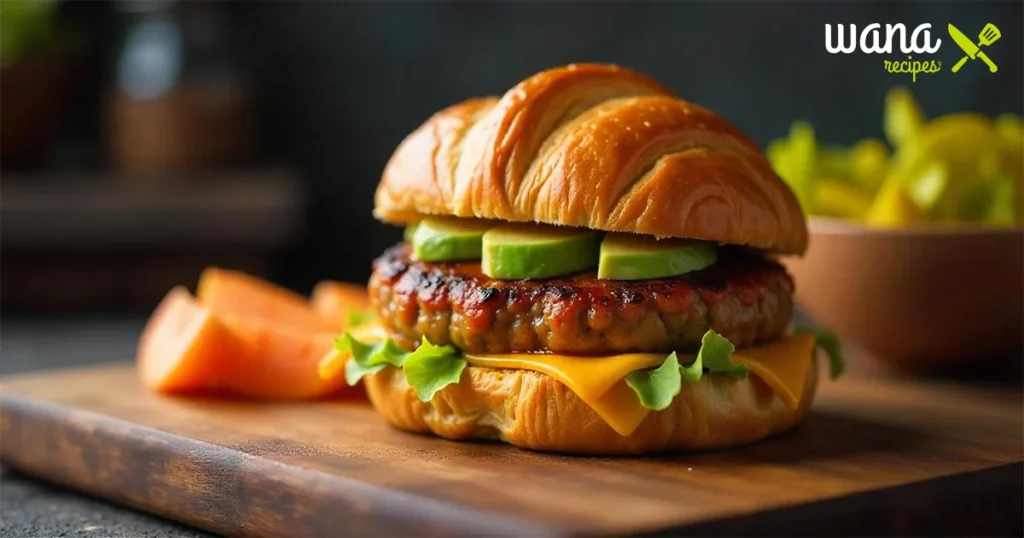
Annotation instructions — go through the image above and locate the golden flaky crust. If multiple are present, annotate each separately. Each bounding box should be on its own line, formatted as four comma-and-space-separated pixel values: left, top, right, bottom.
376, 64, 808, 254
362, 358, 817, 455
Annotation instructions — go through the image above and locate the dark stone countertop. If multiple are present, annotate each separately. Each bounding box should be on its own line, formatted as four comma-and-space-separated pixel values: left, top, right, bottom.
0, 316, 216, 538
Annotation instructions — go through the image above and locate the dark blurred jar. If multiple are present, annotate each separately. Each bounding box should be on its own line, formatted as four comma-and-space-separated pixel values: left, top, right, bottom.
108, 0, 248, 176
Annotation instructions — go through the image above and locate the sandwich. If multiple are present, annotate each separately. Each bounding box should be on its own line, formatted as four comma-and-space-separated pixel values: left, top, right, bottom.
320, 64, 842, 455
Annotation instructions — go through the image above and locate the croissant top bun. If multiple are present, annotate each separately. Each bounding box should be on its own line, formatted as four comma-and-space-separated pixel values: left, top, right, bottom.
375, 64, 808, 254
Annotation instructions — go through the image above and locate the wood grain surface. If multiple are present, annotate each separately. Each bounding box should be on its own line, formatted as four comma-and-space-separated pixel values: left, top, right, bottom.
1, 364, 1021, 537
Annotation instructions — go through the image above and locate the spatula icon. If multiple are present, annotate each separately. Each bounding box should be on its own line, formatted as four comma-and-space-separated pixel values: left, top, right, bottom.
950, 23, 1001, 73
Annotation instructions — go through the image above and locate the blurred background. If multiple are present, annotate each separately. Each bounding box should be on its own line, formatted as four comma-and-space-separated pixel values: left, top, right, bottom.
1, 0, 1021, 321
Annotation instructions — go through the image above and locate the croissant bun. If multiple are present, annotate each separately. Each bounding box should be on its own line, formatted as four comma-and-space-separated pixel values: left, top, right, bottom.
363, 359, 818, 455
375, 64, 807, 254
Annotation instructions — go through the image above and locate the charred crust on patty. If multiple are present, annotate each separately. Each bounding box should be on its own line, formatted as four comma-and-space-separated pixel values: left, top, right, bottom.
547, 285, 576, 300
376, 249, 408, 279
616, 288, 646, 305
370, 243, 794, 355
472, 286, 501, 305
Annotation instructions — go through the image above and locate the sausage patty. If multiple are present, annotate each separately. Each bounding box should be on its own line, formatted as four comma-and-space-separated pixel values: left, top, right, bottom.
369, 244, 794, 355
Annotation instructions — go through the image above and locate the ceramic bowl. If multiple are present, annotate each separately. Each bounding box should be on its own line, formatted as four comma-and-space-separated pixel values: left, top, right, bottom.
782, 217, 1024, 368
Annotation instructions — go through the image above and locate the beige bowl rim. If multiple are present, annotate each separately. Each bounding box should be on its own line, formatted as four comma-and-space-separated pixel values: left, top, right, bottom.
807, 216, 1024, 238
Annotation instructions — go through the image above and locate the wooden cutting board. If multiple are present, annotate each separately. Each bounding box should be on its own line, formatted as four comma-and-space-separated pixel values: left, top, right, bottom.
1, 364, 1021, 537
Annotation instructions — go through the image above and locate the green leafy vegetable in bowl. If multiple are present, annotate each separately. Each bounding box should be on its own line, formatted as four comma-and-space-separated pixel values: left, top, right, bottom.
768, 87, 1022, 227
1, 0, 61, 68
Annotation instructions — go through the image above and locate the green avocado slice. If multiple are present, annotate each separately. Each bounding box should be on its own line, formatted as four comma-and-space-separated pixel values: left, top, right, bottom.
412, 217, 495, 262
598, 233, 717, 280
403, 222, 419, 243
482, 224, 599, 279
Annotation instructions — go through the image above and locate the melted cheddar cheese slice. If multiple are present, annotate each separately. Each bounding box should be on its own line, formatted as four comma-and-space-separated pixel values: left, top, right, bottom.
465, 333, 816, 436
323, 326, 817, 437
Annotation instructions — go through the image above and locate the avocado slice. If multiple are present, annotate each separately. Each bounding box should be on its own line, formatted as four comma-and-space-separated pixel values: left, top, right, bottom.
482, 224, 599, 279
598, 233, 716, 280
403, 222, 419, 243
412, 217, 495, 262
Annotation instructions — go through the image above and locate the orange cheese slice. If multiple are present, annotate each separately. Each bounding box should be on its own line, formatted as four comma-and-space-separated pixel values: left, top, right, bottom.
465, 333, 816, 436
461, 352, 664, 405
732, 333, 817, 410
322, 325, 817, 437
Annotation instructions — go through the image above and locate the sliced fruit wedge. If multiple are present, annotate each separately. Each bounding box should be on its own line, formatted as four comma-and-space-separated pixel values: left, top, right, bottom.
216, 316, 347, 400
311, 280, 372, 329
197, 267, 337, 333
140, 271, 373, 400
137, 286, 240, 393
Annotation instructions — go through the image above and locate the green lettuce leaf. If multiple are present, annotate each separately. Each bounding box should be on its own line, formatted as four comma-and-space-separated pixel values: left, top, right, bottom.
403, 223, 419, 243
376, 338, 410, 367
698, 330, 746, 378
679, 350, 703, 384
625, 329, 741, 411
402, 337, 466, 402
795, 326, 845, 379
338, 333, 464, 402
336, 333, 399, 386
625, 352, 682, 410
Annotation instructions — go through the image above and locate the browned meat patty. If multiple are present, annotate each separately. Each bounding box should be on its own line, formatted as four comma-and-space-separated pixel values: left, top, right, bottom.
369, 244, 794, 355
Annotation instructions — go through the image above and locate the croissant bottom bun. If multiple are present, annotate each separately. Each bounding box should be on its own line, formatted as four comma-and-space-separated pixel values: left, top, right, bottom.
362, 361, 818, 455
375, 63, 807, 254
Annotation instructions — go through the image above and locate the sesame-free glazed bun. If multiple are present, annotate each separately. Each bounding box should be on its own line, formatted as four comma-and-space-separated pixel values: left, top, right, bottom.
375, 64, 808, 254
362, 359, 817, 455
